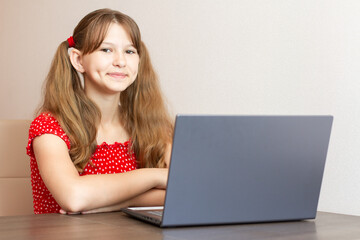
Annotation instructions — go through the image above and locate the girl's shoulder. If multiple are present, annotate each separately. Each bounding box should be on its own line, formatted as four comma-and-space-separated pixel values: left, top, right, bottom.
30, 112, 63, 134
27, 112, 71, 157
32, 111, 57, 122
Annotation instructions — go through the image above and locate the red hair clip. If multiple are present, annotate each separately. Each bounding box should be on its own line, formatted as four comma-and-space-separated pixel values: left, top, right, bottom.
67, 36, 75, 48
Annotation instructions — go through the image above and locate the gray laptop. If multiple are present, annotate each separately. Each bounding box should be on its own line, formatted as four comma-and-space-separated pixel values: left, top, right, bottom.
121, 115, 333, 227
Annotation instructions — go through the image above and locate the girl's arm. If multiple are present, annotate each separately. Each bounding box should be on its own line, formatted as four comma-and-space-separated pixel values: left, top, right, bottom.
33, 134, 168, 213
70, 189, 166, 214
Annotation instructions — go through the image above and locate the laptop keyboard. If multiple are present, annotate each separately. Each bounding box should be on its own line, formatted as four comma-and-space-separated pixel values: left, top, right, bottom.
148, 210, 163, 217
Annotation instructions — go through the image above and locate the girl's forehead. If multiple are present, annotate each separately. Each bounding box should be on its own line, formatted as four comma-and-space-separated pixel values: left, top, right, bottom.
102, 23, 134, 45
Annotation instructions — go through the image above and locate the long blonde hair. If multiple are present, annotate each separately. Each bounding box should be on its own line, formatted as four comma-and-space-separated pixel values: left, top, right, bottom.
39, 9, 173, 171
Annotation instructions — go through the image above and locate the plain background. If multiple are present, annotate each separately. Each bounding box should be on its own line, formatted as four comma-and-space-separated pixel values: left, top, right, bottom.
0, 0, 359, 216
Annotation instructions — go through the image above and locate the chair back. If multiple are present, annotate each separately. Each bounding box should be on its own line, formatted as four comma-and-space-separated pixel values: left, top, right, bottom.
0, 120, 33, 216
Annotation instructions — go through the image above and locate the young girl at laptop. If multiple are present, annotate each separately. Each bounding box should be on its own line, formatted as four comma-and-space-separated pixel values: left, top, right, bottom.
26, 9, 173, 214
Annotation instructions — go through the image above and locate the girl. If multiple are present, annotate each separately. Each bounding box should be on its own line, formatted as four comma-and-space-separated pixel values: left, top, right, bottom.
26, 8, 173, 214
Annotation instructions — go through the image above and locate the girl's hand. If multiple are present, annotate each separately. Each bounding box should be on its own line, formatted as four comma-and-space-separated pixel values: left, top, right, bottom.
59, 207, 119, 215
59, 209, 81, 215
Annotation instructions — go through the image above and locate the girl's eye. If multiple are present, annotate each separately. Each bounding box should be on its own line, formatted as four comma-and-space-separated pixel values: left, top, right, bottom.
126, 49, 137, 54
101, 48, 112, 53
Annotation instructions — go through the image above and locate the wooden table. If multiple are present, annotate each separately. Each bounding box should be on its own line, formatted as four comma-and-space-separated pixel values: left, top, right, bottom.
1, 211, 359, 240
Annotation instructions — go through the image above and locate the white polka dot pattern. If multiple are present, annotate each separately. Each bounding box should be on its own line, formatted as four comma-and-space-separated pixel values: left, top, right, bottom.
26, 113, 137, 214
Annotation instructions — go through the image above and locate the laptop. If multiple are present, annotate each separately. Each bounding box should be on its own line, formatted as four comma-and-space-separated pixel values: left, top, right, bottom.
121, 115, 333, 227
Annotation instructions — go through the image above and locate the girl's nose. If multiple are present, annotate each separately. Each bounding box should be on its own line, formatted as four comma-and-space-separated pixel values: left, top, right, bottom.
114, 52, 126, 67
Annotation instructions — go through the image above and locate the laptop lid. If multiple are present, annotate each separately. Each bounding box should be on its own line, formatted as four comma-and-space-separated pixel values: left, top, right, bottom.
161, 115, 333, 227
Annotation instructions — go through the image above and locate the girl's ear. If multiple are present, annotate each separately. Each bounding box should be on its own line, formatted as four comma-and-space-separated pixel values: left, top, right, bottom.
69, 49, 85, 73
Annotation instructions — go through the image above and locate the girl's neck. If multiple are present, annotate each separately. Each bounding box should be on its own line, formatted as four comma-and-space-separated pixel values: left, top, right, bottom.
88, 93, 130, 144
100, 105, 121, 127
86, 91, 122, 126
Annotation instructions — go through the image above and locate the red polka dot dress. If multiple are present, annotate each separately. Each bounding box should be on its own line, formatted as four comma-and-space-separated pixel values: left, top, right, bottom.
26, 113, 137, 214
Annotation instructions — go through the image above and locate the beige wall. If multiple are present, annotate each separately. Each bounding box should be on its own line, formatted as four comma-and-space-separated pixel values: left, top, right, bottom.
1, 0, 359, 215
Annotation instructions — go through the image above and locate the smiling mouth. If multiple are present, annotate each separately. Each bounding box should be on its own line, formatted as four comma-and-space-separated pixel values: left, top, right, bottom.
107, 72, 127, 79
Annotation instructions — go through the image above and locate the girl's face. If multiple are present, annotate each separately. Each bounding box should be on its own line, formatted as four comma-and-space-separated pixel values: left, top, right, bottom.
80, 23, 140, 96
